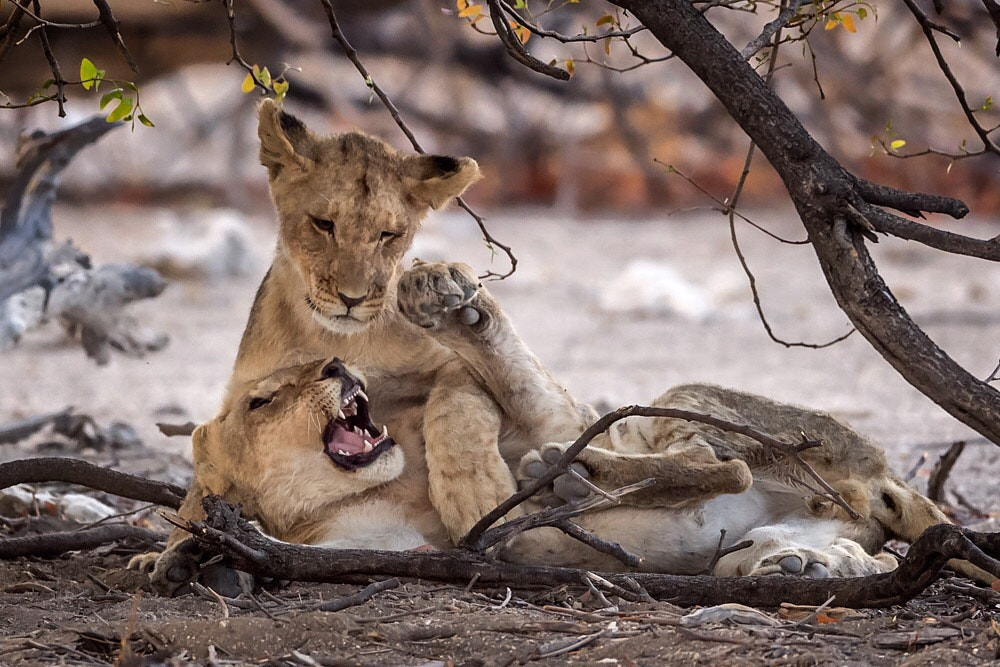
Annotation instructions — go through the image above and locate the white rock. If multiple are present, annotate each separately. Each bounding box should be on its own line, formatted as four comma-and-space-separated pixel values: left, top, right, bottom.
598, 259, 714, 320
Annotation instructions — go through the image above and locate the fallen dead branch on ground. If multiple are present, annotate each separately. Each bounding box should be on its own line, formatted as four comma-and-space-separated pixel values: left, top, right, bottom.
0, 524, 162, 558
0, 457, 185, 509
182, 496, 1000, 609
0, 116, 168, 364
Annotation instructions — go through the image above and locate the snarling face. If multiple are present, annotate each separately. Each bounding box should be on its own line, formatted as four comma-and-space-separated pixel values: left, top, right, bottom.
191, 358, 404, 528
257, 99, 481, 334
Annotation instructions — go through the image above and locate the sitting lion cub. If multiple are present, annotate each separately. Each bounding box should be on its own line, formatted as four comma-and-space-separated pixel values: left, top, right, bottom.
137, 358, 992, 589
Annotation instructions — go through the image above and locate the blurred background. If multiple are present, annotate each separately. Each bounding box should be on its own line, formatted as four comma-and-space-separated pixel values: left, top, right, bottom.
1, 0, 998, 516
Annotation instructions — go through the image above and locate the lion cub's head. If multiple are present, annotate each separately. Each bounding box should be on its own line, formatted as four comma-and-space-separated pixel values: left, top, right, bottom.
257, 99, 481, 334
191, 358, 404, 536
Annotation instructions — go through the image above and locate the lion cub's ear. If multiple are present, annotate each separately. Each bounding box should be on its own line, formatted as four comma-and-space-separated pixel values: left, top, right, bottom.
257, 99, 315, 176
403, 154, 481, 210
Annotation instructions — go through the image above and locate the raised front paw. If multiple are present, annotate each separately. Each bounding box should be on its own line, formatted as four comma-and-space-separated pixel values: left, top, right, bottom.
517, 443, 594, 508
398, 261, 483, 330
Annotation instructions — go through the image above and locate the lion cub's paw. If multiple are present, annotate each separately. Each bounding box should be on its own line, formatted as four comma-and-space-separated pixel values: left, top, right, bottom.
724, 540, 897, 579
517, 443, 594, 508
398, 261, 482, 330
127, 551, 161, 573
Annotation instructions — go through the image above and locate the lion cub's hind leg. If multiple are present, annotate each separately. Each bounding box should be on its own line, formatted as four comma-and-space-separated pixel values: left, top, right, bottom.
714, 519, 898, 578
517, 435, 752, 509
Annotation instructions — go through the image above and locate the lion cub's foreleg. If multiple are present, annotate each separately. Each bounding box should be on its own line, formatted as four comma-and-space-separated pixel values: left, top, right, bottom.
423, 360, 521, 542
398, 260, 595, 444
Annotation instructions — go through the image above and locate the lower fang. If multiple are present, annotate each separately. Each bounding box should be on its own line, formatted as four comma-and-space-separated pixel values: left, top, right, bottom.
381, 425, 388, 438
363, 441, 373, 453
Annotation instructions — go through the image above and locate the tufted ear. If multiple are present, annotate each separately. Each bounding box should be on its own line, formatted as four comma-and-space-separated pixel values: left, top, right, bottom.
403, 154, 481, 210
257, 99, 315, 176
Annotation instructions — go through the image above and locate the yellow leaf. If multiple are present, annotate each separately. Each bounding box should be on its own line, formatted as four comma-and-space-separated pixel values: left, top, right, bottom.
824, 14, 838, 30
890, 139, 906, 150
458, 4, 481, 17
596, 14, 615, 27
241, 73, 255, 94
604, 36, 611, 55
841, 14, 856, 33
565, 59, 574, 76
509, 20, 529, 44
456, 0, 468, 10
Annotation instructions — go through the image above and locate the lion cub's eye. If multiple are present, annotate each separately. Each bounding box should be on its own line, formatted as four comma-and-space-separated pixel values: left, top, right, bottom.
379, 231, 401, 244
247, 395, 274, 411
310, 216, 335, 236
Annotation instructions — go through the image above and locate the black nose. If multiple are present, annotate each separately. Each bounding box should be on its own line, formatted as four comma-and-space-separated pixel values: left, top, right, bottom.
321, 358, 349, 380
338, 292, 365, 309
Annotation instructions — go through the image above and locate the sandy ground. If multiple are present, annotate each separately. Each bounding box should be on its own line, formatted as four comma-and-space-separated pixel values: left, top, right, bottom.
3, 203, 999, 511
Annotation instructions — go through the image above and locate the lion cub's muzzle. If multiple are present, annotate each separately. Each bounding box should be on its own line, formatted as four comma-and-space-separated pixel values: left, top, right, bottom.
319, 358, 396, 471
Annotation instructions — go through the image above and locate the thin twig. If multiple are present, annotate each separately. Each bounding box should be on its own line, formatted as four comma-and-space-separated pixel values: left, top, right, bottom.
700, 529, 754, 574
557, 520, 642, 567
317, 0, 517, 280
315, 578, 400, 612
927, 440, 965, 502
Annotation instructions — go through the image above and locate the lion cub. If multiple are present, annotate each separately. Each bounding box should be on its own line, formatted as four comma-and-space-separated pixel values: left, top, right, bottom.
137, 359, 992, 590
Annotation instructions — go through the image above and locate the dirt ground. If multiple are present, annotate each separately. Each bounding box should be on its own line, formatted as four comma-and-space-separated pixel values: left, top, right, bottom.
2, 204, 1000, 664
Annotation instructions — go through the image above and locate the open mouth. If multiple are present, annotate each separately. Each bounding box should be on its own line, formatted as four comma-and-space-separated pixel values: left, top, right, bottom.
323, 382, 396, 470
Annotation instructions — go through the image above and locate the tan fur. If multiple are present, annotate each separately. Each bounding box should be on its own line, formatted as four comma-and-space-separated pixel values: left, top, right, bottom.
134, 362, 992, 586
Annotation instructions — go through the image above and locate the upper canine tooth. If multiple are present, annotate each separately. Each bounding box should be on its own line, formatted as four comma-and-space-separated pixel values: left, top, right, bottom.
338, 410, 346, 421
357, 389, 369, 403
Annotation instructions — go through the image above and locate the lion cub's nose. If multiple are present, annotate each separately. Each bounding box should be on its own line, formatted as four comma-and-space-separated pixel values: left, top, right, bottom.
321, 358, 349, 380
338, 292, 365, 309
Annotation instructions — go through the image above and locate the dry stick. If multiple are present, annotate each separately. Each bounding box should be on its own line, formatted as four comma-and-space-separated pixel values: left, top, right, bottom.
927, 441, 966, 503
0, 458, 186, 509
557, 521, 641, 568
316, 578, 400, 612
461, 405, 858, 551
473, 479, 655, 559
32, 1, 65, 117
700, 529, 754, 575
315, 0, 516, 280
190, 498, 1000, 609
739, 0, 806, 59
0, 524, 163, 558
92, 0, 138, 73
0, 408, 72, 445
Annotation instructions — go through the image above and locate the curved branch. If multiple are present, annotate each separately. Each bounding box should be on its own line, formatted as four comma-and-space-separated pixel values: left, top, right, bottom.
485, 0, 571, 80
855, 179, 969, 219
193, 498, 1000, 609
0, 524, 162, 559
0, 458, 186, 509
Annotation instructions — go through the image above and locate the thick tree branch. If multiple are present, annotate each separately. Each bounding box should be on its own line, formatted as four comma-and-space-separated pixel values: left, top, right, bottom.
740, 0, 806, 60
485, 0, 570, 80
191, 497, 1000, 609
0, 458, 185, 509
604, 0, 1000, 447
855, 179, 969, 219
864, 207, 1000, 262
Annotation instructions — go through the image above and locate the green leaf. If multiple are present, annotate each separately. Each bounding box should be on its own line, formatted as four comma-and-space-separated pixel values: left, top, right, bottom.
512, 0, 526, 7
122, 81, 138, 92
138, 113, 155, 127
99, 89, 123, 110
982, 96, 994, 111
259, 67, 272, 87
857, 7, 867, 19
105, 97, 134, 123
80, 58, 98, 90
41, 78, 55, 89
272, 79, 289, 102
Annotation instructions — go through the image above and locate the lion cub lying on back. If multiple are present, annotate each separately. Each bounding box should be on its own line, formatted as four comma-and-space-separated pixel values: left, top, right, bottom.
141, 357, 992, 586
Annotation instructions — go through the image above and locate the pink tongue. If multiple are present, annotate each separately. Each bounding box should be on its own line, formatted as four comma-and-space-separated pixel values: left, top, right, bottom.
326, 424, 368, 455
